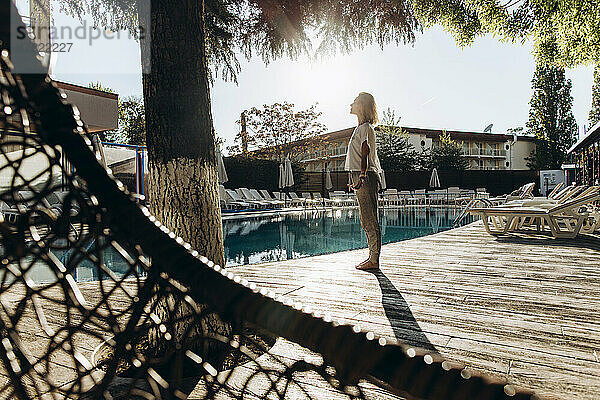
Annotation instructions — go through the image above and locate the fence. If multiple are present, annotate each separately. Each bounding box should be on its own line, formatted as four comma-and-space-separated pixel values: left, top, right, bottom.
293, 170, 540, 197
0, 3, 534, 399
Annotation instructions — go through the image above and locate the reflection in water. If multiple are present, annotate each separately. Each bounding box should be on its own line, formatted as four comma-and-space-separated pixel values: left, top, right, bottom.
224, 207, 476, 268
22, 207, 475, 283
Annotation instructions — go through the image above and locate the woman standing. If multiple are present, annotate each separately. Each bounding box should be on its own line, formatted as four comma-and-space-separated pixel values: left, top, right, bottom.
345, 92, 383, 270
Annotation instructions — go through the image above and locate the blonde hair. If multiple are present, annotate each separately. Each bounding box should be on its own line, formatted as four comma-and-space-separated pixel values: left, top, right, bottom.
357, 92, 378, 125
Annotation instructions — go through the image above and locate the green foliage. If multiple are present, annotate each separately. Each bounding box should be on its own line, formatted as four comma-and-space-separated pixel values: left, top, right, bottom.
424, 132, 468, 171
525, 64, 577, 170
376, 108, 420, 171
507, 126, 524, 135
589, 65, 600, 127
64, 0, 600, 79
104, 96, 146, 145
60, 0, 423, 83
228, 102, 326, 160
411, 0, 600, 67
87, 81, 115, 93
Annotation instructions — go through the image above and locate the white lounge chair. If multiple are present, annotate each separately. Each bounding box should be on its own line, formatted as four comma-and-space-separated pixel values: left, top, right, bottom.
381, 189, 401, 206
288, 192, 308, 207
225, 189, 262, 209
312, 192, 334, 207
490, 182, 536, 205
330, 191, 356, 206
301, 192, 320, 207
470, 188, 600, 238
220, 185, 250, 210
259, 190, 286, 207
249, 189, 284, 208
0, 200, 19, 223
236, 188, 271, 208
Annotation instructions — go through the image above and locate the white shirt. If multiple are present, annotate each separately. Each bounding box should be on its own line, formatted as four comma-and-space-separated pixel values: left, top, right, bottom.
344, 123, 383, 173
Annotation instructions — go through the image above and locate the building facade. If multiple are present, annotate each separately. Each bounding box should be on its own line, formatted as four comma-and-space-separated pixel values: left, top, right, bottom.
297, 126, 536, 172
567, 121, 600, 185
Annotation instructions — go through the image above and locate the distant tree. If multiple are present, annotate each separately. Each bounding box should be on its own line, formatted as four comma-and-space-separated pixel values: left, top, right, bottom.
589, 65, 600, 127
525, 64, 577, 170
507, 127, 524, 135
376, 108, 419, 171
102, 96, 146, 146
87, 81, 115, 93
425, 132, 468, 171
228, 102, 327, 161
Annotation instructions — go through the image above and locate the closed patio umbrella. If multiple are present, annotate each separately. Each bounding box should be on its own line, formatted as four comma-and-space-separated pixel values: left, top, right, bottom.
325, 168, 333, 191
283, 157, 294, 187
379, 170, 387, 190
429, 168, 440, 188
278, 163, 285, 189
216, 147, 228, 184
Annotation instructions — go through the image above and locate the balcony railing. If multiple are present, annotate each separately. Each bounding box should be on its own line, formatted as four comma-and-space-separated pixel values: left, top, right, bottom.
299, 146, 347, 161
462, 148, 507, 157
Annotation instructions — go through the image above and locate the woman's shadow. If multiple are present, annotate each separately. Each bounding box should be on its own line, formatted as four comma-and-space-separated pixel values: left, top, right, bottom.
367, 269, 438, 353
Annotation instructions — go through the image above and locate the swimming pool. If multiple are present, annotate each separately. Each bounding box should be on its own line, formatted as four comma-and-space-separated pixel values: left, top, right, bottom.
19, 206, 475, 283
223, 207, 476, 267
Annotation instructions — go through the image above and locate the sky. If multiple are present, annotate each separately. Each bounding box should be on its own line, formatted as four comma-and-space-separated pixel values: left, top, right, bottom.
21, 1, 595, 155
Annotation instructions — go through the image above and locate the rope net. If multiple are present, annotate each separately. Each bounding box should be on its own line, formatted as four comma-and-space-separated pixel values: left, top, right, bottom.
0, 3, 534, 399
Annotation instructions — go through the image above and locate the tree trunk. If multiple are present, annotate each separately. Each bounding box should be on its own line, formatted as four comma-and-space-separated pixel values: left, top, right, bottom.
140, 0, 229, 369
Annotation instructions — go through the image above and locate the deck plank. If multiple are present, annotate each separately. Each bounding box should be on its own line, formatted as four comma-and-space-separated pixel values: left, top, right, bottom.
2, 220, 599, 399
229, 221, 600, 400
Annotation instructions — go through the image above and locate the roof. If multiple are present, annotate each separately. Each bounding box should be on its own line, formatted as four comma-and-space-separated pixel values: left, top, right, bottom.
567, 121, 600, 154
243, 125, 536, 156
55, 81, 119, 100
320, 126, 536, 143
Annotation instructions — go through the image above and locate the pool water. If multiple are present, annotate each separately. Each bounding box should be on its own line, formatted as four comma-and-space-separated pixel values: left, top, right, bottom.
224, 207, 476, 267
16, 207, 475, 283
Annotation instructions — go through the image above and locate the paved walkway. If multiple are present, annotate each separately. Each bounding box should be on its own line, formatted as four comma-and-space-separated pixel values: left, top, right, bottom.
229, 221, 600, 400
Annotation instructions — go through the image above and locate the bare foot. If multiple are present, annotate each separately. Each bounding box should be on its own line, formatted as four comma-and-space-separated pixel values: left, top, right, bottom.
356, 261, 379, 270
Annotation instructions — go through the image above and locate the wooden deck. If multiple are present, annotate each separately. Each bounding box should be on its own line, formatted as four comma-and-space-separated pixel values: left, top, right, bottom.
1, 220, 599, 399
229, 221, 600, 400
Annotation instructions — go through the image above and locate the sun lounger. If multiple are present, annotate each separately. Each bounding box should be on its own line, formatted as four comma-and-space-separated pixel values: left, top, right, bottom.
288, 192, 308, 207
249, 189, 284, 208
219, 185, 249, 210
469, 188, 600, 238
503, 185, 592, 208
259, 190, 286, 207
490, 182, 536, 205
330, 191, 356, 206
428, 189, 447, 205
381, 189, 401, 206
225, 189, 262, 209
0, 200, 19, 223
236, 188, 272, 208
312, 192, 334, 206
301, 192, 320, 207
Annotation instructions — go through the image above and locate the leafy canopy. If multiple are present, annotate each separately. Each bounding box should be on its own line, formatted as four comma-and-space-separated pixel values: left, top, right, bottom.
376, 108, 420, 171
103, 96, 146, 146
525, 64, 577, 170
589, 65, 600, 127
227, 102, 327, 160
425, 132, 468, 171
61, 0, 600, 83
87, 81, 115, 93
